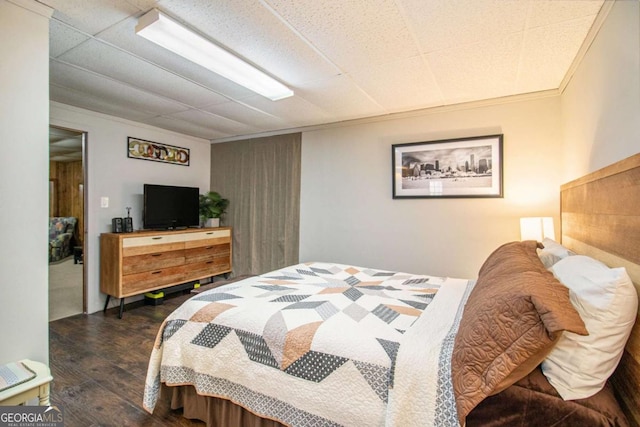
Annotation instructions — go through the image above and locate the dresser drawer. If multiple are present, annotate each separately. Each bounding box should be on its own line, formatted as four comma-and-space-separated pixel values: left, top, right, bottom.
185, 243, 230, 263
123, 233, 186, 248
122, 241, 184, 257
100, 227, 232, 301
122, 249, 185, 274
183, 229, 230, 241
121, 264, 187, 295
184, 230, 231, 249
188, 258, 231, 278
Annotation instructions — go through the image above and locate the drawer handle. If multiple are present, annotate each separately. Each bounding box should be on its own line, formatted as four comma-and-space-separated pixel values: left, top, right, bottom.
206, 232, 214, 235
152, 271, 162, 274
151, 253, 162, 257
152, 237, 163, 240
205, 246, 214, 249
206, 261, 213, 264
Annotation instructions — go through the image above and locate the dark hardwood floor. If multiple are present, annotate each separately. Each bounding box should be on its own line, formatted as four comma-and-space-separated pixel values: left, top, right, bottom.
49, 292, 203, 427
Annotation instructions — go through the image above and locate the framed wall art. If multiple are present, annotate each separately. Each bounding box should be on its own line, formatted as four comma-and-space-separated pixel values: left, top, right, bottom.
392, 134, 503, 199
127, 137, 190, 166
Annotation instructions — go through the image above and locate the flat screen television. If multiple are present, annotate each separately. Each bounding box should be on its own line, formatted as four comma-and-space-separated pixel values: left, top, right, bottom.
143, 184, 199, 230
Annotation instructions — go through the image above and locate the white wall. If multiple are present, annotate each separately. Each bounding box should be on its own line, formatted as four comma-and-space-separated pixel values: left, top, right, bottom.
561, 0, 640, 180
300, 0, 639, 280
300, 96, 564, 279
50, 102, 211, 314
0, 0, 52, 365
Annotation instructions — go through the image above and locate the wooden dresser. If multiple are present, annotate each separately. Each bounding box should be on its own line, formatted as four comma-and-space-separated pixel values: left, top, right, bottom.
100, 227, 232, 317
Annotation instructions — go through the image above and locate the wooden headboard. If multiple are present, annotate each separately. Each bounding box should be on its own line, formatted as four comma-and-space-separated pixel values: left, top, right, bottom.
560, 152, 640, 427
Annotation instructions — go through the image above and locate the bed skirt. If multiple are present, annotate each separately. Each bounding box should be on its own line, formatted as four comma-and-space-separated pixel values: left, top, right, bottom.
163, 384, 286, 427
163, 366, 629, 427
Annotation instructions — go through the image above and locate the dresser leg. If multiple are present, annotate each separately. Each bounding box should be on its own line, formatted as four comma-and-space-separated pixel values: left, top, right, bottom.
118, 298, 125, 319
103, 295, 110, 313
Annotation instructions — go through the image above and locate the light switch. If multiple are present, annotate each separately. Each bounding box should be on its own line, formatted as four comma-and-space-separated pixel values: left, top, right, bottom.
100, 197, 109, 208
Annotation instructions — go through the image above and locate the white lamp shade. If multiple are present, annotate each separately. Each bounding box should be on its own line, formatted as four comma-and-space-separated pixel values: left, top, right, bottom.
520, 217, 555, 241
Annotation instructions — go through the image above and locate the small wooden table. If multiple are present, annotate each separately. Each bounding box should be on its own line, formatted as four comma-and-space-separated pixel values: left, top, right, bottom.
0, 360, 53, 406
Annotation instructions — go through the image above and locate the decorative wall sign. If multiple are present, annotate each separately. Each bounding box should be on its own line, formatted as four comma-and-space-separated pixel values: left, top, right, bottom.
127, 137, 190, 166
392, 134, 503, 198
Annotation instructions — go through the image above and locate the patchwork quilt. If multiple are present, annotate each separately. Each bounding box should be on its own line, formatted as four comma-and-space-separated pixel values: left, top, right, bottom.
143, 262, 473, 426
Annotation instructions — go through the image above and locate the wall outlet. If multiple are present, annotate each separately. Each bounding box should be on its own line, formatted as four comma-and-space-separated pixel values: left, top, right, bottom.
100, 196, 109, 208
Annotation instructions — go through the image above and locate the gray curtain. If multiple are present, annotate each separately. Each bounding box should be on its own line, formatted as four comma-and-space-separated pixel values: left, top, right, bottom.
209, 133, 301, 276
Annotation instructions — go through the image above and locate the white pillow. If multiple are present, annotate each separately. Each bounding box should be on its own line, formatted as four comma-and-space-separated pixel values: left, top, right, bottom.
537, 238, 574, 268
541, 255, 638, 400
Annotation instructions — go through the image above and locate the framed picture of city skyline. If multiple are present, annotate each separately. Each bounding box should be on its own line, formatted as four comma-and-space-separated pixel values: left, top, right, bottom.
392, 134, 503, 199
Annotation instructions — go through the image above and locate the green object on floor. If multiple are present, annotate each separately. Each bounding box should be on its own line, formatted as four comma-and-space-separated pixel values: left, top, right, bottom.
144, 291, 164, 306
144, 291, 164, 299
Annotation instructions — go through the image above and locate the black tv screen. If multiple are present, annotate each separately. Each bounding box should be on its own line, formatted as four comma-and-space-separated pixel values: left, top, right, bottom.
143, 184, 199, 230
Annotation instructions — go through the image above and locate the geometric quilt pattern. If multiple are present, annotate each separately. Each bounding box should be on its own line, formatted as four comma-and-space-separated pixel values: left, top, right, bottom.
143, 262, 474, 427
185, 263, 442, 401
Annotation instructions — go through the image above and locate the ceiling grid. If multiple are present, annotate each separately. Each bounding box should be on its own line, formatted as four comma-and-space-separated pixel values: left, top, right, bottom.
42, 0, 606, 142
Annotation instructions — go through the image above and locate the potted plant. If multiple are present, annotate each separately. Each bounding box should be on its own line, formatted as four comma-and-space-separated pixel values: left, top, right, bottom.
199, 191, 229, 228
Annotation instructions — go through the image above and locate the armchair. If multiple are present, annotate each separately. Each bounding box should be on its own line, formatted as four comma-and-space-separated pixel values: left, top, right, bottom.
49, 217, 77, 262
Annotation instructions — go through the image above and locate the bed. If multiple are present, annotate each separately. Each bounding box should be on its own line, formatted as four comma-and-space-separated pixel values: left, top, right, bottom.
143, 153, 640, 427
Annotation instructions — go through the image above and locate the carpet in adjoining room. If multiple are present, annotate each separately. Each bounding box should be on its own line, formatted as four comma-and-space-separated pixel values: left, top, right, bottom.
49, 256, 83, 321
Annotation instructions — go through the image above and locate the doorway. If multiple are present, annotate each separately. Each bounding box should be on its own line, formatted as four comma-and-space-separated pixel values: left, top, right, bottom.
49, 126, 86, 321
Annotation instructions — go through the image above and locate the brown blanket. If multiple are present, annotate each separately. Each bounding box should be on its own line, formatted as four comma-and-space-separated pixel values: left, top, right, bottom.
467, 367, 630, 427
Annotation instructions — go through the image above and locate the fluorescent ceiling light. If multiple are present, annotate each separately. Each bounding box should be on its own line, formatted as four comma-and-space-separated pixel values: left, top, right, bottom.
135, 9, 294, 101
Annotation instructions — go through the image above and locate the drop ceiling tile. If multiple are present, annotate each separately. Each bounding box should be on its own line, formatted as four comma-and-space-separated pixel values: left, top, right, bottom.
157, 0, 340, 86
97, 17, 257, 100
50, 60, 188, 117
201, 102, 289, 131
51, 84, 158, 123
166, 109, 260, 137
401, 0, 529, 53
427, 33, 522, 104
40, 0, 141, 35
44, 0, 607, 141
349, 56, 443, 113
240, 95, 334, 128
528, 0, 603, 28
123, 0, 161, 11
53, 82, 223, 139
265, 0, 419, 73
49, 19, 90, 58
142, 115, 231, 140
50, 127, 82, 142
58, 39, 229, 108
296, 75, 386, 121
50, 138, 82, 150
518, 16, 596, 93
49, 145, 68, 153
